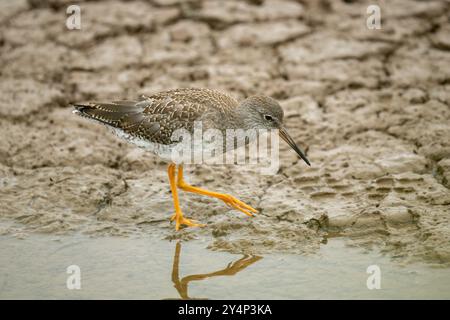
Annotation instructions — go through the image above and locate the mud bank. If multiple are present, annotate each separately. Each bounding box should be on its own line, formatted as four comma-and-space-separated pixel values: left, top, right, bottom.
0, 0, 449, 265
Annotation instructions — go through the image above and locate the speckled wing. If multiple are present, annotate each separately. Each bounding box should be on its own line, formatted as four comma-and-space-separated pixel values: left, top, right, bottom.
72, 99, 162, 143
73, 88, 239, 145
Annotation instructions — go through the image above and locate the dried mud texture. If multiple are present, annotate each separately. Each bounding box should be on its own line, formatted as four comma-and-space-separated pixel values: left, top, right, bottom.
0, 0, 449, 265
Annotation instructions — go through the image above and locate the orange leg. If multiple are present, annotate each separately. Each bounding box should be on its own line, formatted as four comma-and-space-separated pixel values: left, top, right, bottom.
168, 164, 205, 231
176, 165, 257, 217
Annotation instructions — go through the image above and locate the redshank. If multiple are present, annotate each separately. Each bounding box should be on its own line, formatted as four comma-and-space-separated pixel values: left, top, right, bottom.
72, 88, 310, 230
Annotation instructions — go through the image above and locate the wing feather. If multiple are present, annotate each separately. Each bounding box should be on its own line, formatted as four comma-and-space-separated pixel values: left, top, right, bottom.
72, 88, 239, 145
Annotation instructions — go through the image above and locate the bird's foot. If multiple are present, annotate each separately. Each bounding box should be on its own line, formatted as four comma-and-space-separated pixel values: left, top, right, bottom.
220, 194, 258, 217
170, 213, 205, 231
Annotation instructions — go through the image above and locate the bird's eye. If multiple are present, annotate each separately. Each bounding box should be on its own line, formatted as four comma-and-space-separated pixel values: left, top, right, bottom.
264, 115, 274, 121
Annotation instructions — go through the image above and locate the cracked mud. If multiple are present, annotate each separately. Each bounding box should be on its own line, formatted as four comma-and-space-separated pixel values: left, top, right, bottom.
0, 0, 449, 265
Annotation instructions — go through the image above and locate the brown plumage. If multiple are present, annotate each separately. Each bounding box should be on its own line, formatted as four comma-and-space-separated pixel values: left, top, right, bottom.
73, 88, 239, 145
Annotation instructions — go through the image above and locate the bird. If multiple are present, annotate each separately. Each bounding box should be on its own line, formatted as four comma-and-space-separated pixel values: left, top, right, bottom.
72, 88, 310, 231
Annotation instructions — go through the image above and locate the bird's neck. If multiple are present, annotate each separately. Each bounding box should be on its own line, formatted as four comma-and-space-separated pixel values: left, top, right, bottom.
228, 105, 253, 130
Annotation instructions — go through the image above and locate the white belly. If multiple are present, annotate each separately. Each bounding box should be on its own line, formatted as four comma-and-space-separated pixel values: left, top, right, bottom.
111, 127, 178, 161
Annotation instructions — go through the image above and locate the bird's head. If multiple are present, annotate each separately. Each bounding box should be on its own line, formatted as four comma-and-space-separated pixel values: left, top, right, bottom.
238, 95, 311, 166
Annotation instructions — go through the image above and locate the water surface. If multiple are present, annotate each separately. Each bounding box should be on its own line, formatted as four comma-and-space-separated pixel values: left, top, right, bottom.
1, 235, 449, 299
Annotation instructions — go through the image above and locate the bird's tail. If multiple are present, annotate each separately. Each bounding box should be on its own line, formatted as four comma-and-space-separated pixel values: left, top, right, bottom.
71, 99, 150, 128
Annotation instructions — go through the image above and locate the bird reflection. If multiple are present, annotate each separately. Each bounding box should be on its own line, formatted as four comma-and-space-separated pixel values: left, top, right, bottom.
171, 242, 262, 300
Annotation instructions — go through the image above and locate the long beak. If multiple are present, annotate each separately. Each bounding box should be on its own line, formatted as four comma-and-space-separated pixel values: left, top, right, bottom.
279, 127, 311, 166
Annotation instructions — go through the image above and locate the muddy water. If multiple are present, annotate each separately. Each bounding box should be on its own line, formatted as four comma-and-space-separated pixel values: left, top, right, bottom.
1, 234, 449, 299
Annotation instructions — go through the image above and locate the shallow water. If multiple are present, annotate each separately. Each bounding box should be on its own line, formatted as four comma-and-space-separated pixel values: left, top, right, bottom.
1, 234, 449, 299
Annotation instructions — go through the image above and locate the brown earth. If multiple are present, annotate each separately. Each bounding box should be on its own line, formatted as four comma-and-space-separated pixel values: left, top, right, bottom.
0, 0, 449, 265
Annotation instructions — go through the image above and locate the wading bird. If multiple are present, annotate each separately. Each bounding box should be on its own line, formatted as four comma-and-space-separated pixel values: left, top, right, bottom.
73, 88, 310, 230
